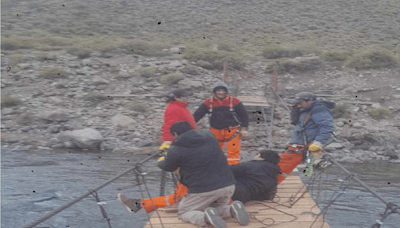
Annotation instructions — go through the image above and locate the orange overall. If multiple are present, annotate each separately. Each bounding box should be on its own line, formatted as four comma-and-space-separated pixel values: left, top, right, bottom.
210, 126, 241, 165
277, 145, 307, 184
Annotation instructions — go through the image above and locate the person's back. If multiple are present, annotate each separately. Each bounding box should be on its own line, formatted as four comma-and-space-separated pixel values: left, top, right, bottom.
231, 150, 280, 203
158, 121, 249, 228
159, 128, 236, 193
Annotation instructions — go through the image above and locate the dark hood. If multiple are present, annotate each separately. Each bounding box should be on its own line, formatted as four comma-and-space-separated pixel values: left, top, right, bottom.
173, 129, 214, 148
302, 99, 335, 112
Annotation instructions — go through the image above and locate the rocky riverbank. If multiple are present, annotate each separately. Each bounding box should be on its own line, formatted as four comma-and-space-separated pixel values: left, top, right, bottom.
2, 47, 400, 164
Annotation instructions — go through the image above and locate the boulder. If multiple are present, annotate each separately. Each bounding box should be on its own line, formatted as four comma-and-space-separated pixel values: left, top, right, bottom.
197, 60, 214, 69
111, 114, 137, 128
57, 128, 104, 149
326, 142, 343, 149
39, 109, 69, 122
168, 61, 183, 68
180, 66, 199, 75
178, 78, 204, 91
339, 156, 363, 164
136, 139, 152, 148
92, 78, 110, 86
2, 108, 14, 115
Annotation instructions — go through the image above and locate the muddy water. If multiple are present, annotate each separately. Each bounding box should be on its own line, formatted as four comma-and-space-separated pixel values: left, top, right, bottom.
2, 147, 400, 228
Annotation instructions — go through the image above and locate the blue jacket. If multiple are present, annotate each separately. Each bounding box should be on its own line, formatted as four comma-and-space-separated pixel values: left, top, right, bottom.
290, 100, 335, 145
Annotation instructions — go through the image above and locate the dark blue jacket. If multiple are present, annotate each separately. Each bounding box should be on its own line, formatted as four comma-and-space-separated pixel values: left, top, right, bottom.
290, 100, 335, 145
158, 129, 236, 193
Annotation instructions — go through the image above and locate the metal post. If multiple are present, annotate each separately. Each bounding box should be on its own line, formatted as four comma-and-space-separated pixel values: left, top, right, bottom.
223, 60, 228, 83
272, 65, 278, 102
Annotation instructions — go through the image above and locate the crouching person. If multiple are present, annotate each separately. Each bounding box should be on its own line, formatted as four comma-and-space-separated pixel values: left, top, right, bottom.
158, 121, 249, 228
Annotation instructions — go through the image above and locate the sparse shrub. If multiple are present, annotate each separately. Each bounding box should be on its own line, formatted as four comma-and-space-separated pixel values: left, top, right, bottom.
214, 41, 236, 52
118, 40, 170, 57
1, 94, 23, 107
322, 50, 352, 61
266, 57, 323, 73
37, 52, 56, 61
1, 37, 33, 50
67, 47, 92, 59
332, 104, 351, 118
10, 51, 23, 65
16, 112, 35, 126
39, 67, 65, 79
140, 66, 158, 78
1, 35, 71, 51
160, 72, 184, 85
369, 107, 390, 120
345, 47, 398, 69
262, 41, 321, 59
130, 103, 147, 113
83, 94, 110, 105
183, 47, 245, 70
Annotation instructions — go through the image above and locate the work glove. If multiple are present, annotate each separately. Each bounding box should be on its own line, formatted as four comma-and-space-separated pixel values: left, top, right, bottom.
308, 141, 323, 154
157, 156, 165, 162
240, 130, 248, 139
159, 141, 172, 151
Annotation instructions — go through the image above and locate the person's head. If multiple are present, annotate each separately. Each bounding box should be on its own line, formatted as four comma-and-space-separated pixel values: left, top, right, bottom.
170, 121, 194, 138
253, 150, 280, 164
290, 92, 316, 108
212, 81, 229, 99
165, 89, 193, 104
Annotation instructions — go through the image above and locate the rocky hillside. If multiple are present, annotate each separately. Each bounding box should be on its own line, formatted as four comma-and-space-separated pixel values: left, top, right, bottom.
2, 0, 400, 52
1, 0, 400, 164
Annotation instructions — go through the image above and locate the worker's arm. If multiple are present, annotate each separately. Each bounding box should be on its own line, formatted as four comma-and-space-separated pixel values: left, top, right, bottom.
312, 107, 335, 144
290, 107, 301, 125
193, 103, 208, 123
157, 148, 180, 172
234, 102, 248, 128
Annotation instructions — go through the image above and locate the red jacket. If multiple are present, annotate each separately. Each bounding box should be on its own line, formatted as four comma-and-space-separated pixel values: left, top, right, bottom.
162, 101, 197, 142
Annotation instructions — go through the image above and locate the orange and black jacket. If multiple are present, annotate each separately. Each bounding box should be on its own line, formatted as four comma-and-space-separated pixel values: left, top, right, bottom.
162, 101, 198, 142
193, 95, 248, 129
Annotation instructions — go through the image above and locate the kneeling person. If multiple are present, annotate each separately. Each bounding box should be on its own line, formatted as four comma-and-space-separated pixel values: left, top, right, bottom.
118, 150, 279, 221
120, 121, 249, 228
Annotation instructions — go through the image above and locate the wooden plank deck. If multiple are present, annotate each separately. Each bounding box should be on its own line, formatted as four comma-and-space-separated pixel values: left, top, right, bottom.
143, 175, 330, 228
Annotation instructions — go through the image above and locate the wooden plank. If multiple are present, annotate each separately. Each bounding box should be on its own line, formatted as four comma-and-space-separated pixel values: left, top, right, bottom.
149, 214, 323, 224
144, 221, 329, 228
144, 175, 330, 228
154, 207, 321, 216
277, 183, 304, 189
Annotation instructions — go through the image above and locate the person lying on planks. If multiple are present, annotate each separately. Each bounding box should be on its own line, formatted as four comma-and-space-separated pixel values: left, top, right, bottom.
119, 121, 249, 228
118, 150, 280, 224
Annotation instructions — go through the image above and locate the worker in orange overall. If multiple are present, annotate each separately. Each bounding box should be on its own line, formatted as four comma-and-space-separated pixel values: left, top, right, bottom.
193, 81, 249, 165
278, 92, 335, 184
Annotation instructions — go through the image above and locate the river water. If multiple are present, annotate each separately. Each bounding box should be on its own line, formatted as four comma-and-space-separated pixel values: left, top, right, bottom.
2, 146, 400, 228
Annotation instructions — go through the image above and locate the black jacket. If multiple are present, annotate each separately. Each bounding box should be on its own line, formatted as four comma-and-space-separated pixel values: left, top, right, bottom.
158, 129, 236, 194
230, 160, 280, 204
193, 95, 248, 129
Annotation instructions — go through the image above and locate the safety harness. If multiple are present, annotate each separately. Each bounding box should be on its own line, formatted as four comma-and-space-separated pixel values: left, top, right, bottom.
206, 95, 242, 142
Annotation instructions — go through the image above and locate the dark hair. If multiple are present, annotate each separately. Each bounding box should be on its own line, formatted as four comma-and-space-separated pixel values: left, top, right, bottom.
170, 121, 193, 136
166, 97, 176, 103
259, 150, 280, 164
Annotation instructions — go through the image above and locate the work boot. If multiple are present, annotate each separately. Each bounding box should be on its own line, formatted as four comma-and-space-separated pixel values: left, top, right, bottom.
117, 193, 141, 213
204, 207, 227, 228
230, 201, 249, 226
